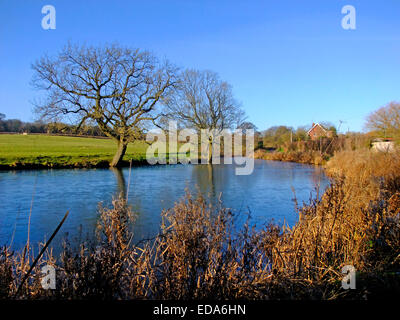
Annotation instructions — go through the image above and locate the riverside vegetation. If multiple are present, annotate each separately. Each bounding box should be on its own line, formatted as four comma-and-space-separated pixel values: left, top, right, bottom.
0, 147, 399, 300
254, 132, 373, 165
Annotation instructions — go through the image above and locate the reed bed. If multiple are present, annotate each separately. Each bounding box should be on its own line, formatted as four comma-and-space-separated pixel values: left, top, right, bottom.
254, 133, 373, 166
254, 149, 327, 165
1, 149, 399, 300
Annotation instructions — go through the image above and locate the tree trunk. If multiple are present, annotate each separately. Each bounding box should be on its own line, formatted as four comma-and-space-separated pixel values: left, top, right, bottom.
207, 138, 213, 164
110, 167, 126, 197
110, 141, 128, 167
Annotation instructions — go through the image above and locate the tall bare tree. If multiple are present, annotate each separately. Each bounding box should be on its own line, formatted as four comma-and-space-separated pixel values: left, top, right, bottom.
162, 69, 245, 163
32, 43, 177, 167
365, 101, 400, 139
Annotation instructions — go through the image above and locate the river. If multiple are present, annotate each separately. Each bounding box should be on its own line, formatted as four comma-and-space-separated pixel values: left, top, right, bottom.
0, 159, 329, 251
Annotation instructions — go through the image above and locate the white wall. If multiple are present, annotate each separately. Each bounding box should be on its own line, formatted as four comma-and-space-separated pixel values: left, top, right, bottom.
371, 141, 395, 153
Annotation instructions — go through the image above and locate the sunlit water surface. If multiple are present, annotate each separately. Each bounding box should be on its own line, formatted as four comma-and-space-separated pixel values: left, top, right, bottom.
0, 159, 329, 252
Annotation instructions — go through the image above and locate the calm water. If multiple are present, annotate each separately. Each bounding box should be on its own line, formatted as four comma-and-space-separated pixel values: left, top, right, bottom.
0, 159, 329, 251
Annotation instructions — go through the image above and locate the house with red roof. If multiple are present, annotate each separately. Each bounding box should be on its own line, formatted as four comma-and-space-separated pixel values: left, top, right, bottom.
307, 123, 333, 140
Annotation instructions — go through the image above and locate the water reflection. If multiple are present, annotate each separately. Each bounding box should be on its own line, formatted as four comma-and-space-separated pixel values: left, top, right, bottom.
0, 160, 329, 252
191, 164, 217, 198
111, 167, 127, 198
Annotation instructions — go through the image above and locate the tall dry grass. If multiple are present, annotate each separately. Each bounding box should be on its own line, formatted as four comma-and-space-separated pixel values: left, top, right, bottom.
254, 133, 373, 166
254, 149, 328, 165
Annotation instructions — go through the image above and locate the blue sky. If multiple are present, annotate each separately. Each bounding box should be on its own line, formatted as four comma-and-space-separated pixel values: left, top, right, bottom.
1, 0, 400, 132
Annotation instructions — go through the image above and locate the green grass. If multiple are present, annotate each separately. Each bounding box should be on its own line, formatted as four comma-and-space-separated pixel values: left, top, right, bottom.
0, 134, 150, 168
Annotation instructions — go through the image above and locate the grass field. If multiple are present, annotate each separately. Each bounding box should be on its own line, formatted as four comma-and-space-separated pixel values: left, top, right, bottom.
0, 134, 150, 168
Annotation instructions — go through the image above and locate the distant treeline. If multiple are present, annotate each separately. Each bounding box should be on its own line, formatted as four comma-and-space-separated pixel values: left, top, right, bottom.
0, 113, 105, 136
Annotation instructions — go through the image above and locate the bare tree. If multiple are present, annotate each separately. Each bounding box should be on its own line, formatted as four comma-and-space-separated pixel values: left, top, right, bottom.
162, 69, 245, 163
237, 121, 257, 131
32, 43, 177, 167
365, 101, 400, 139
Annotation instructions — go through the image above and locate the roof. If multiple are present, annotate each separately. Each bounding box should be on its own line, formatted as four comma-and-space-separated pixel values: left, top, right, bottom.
371, 137, 394, 142
307, 123, 328, 135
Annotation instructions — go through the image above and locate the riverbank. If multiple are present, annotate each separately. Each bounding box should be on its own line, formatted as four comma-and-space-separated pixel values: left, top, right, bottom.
1, 134, 337, 170
253, 148, 329, 165
0, 158, 151, 170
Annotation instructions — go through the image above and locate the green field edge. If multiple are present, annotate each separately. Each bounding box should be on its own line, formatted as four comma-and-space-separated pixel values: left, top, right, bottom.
0, 154, 203, 170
